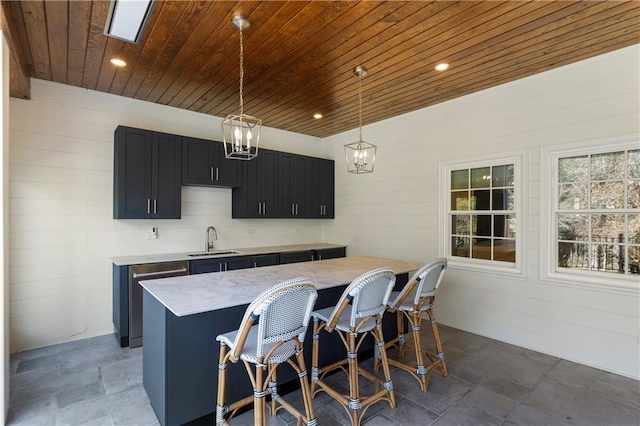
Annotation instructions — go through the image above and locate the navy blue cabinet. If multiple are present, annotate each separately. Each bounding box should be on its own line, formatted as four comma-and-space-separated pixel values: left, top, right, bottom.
182, 137, 241, 188
113, 126, 182, 219
190, 256, 252, 274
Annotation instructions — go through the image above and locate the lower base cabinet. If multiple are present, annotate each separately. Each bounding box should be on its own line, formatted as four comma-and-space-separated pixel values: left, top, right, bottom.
113, 247, 346, 347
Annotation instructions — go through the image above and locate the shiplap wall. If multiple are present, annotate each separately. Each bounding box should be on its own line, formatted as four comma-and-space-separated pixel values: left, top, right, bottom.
323, 45, 640, 379
8, 81, 326, 352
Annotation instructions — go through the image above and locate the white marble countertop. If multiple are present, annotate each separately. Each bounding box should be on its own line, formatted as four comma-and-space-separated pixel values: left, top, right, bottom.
140, 256, 422, 317
111, 243, 347, 266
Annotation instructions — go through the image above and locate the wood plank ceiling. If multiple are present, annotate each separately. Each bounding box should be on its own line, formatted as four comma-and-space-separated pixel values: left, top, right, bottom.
3, 0, 640, 138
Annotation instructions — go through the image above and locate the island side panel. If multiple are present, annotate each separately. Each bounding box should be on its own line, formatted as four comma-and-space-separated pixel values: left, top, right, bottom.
143, 290, 168, 425
113, 264, 129, 347
166, 302, 249, 425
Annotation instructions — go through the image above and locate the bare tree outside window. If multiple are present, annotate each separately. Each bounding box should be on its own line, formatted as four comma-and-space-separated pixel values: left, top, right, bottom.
556, 149, 639, 275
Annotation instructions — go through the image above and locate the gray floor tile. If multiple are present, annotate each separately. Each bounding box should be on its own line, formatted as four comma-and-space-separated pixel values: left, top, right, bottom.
544, 359, 600, 390
57, 381, 105, 410
82, 415, 113, 426
394, 369, 474, 415
16, 353, 60, 375
432, 402, 503, 426
453, 345, 553, 389
523, 349, 561, 366
100, 356, 143, 395
523, 378, 640, 426
6, 395, 58, 426
590, 379, 640, 409
55, 385, 150, 426
10, 368, 100, 406
58, 344, 133, 376
480, 376, 531, 402
363, 412, 402, 425
597, 370, 640, 392
460, 387, 518, 419
11, 340, 93, 364
504, 403, 575, 426
377, 395, 440, 426
230, 409, 288, 425
11, 366, 59, 391
111, 402, 158, 426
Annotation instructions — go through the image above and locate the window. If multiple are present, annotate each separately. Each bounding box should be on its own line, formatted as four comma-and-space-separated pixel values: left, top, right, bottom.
441, 154, 524, 274
553, 147, 639, 278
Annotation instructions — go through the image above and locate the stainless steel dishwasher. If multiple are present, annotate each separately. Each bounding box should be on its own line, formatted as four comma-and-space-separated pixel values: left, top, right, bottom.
128, 261, 189, 348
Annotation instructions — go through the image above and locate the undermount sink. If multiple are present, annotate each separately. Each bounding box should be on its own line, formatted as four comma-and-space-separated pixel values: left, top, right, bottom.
188, 250, 240, 257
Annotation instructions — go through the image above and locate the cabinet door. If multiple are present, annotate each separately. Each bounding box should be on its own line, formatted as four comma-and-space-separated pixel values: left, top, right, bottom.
279, 153, 306, 218
152, 132, 182, 219
315, 247, 345, 260
250, 254, 279, 268
319, 159, 335, 218
212, 142, 241, 187
190, 259, 222, 274
182, 137, 212, 186
219, 256, 252, 271
280, 251, 313, 264
259, 150, 279, 218
305, 158, 321, 218
114, 127, 153, 219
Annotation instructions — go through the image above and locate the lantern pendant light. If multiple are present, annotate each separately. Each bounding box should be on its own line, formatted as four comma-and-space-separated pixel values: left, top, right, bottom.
344, 65, 376, 174
222, 14, 261, 160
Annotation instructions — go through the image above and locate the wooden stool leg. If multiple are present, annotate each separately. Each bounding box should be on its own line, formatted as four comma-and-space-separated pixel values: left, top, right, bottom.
396, 310, 406, 357
295, 341, 317, 425
268, 363, 278, 417
216, 344, 229, 426
347, 330, 361, 426
427, 308, 448, 376
411, 311, 428, 392
254, 360, 267, 426
310, 317, 320, 395
374, 320, 396, 409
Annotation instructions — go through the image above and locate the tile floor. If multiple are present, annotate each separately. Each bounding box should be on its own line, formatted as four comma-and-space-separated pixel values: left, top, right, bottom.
7, 325, 640, 425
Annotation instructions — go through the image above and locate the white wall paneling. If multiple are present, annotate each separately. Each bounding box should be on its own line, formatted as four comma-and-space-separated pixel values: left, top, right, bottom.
323, 45, 640, 379
8, 81, 325, 352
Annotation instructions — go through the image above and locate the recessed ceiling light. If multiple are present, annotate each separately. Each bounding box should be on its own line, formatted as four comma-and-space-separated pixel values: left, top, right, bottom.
435, 63, 449, 71
110, 58, 127, 67
313, 113, 323, 119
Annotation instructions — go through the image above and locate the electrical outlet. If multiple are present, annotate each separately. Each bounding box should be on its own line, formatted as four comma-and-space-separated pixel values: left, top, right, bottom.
146, 227, 158, 240
247, 229, 255, 235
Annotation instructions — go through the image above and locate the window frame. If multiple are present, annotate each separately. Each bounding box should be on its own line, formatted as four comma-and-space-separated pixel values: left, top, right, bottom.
439, 151, 526, 277
540, 139, 640, 292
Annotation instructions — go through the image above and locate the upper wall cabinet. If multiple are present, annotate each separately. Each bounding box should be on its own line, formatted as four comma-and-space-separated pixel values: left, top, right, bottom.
113, 126, 182, 219
232, 149, 279, 218
232, 151, 335, 219
182, 137, 241, 188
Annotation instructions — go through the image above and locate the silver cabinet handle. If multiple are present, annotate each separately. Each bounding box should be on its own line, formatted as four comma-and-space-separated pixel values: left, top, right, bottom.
147, 199, 151, 214
223, 262, 228, 271
216, 168, 219, 181
133, 268, 187, 278
258, 202, 262, 215
210, 167, 214, 180
263, 203, 266, 215
153, 199, 157, 214
292, 204, 295, 215
318, 254, 322, 260
296, 204, 298, 215
253, 262, 257, 268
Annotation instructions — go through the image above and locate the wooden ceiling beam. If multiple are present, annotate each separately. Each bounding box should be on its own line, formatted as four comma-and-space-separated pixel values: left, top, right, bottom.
0, 0, 31, 99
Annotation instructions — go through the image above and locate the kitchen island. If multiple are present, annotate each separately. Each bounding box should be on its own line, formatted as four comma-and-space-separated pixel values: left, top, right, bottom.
140, 256, 421, 426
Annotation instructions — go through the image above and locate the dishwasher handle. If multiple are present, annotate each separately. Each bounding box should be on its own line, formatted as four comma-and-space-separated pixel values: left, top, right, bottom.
132, 268, 187, 279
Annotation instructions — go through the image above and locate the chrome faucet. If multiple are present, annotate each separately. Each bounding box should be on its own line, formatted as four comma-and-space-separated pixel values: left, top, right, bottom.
206, 226, 218, 252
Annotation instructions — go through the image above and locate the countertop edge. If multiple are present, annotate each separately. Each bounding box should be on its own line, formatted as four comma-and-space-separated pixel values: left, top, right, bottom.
111, 243, 347, 266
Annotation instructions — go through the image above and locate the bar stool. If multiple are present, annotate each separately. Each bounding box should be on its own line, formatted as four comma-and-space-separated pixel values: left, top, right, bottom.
310, 267, 397, 426
216, 278, 318, 426
375, 258, 448, 393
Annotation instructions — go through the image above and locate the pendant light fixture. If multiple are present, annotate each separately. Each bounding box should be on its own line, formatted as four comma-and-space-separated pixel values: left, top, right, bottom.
222, 14, 261, 160
344, 65, 376, 174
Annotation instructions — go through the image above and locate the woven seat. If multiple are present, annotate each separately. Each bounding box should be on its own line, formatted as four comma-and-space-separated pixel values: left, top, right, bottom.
216, 278, 318, 426
375, 258, 448, 393
310, 268, 397, 426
